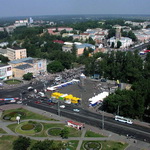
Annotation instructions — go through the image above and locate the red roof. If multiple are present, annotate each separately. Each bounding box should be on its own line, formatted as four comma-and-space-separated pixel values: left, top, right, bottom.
53, 40, 64, 44
67, 120, 83, 126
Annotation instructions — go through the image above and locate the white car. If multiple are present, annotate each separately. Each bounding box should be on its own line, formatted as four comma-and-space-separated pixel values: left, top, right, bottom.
55, 76, 62, 81
73, 109, 80, 112
17, 101, 22, 104
60, 105, 65, 108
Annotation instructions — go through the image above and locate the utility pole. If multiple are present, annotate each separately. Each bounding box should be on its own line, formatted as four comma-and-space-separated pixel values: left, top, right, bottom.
102, 111, 104, 130
20, 93, 22, 101
58, 101, 60, 116
117, 105, 120, 115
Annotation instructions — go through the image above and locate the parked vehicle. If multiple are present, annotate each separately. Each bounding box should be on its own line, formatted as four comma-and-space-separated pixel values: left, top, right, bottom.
60, 105, 65, 108
38, 92, 45, 97
17, 101, 22, 104
35, 101, 41, 104
27, 86, 34, 91
73, 109, 80, 112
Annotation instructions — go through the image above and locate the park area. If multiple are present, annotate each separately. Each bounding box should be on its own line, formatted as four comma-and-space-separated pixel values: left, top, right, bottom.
0, 107, 128, 150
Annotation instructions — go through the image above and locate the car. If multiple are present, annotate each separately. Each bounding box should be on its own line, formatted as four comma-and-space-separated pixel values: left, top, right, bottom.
48, 103, 55, 105
35, 101, 41, 104
100, 78, 107, 82
17, 101, 22, 104
55, 75, 62, 81
60, 105, 65, 108
27, 86, 34, 91
73, 109, 80, 112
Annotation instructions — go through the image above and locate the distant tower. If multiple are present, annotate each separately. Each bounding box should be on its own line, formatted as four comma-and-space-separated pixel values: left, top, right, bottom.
29, 17, 33, 24
115, 25, 121, 40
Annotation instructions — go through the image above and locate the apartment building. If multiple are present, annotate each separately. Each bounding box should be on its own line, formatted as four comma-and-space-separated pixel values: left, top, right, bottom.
7, 47, 27, 61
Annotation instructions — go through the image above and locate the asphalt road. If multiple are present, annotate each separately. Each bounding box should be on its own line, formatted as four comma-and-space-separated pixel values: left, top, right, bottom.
0, 78, 150, 143
26, 100, 150, 143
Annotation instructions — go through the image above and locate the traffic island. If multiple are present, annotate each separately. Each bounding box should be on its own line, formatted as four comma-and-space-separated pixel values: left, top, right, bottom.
47, 127, 62, 136
14, 121, 43, 135
81, 141, 128, 150
83, 141, 102, 150
4, 79, 22, 85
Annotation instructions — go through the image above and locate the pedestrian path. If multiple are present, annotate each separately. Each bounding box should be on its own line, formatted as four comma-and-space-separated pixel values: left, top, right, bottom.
76, 129, 86, 150
0, 104, 150, 150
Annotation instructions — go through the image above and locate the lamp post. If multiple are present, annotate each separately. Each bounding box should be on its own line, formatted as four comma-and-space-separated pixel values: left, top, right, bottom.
117, 105, 120, 115
58, 101, 60, 116
102, 111, 104, 130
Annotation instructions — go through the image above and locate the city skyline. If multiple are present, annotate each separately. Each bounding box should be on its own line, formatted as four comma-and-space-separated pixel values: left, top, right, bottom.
0, 0, 150, 17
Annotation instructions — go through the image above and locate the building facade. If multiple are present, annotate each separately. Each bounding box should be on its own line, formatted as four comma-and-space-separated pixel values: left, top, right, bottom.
8, 57, 47, 78
0, 64, 12, 80
7, 47, 27, 61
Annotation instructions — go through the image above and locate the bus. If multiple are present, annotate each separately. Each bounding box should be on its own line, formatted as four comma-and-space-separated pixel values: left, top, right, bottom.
115, 115, 133, 124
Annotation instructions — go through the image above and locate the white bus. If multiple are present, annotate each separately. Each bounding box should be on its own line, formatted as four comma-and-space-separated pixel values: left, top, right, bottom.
115, 115, 133, 124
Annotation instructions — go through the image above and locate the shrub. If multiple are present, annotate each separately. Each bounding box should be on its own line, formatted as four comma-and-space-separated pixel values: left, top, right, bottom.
34, 124, 42, 132
21, 124, 35, 130
3, 115, 11, 120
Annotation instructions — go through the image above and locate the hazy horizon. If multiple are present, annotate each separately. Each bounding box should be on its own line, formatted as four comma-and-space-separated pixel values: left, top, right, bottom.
0, 0, 150, 17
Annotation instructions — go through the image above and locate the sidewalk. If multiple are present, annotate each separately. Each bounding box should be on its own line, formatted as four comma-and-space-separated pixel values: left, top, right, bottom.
0, 104, 150, 150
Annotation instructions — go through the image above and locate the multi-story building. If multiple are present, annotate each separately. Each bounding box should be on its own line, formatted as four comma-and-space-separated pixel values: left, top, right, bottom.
0, 48, 8, 57
0, 64, 12, 80
7, 47, 27, 61
8, 57, 47, 78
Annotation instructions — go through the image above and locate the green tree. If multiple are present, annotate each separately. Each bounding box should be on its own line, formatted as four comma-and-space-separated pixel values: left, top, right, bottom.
128, 31, 137, 41
117, 41, 122, 48
13, 136, 31, 150
111, 42, 115, 48
31, 140, 65, 150
60, 127, 69, 139
47, 60, 64, 73
0, 55, 9, 63
23, 72, 33, 80
107, 28, 116, 39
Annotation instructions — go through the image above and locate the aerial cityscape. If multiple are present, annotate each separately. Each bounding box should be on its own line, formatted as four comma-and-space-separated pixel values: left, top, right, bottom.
0, 1, 150, 150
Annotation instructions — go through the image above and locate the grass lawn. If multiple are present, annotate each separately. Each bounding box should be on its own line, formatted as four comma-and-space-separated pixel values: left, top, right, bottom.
0, 128, 7, 134
81, 140, 128, 150
85, 130, 106, 137
66, 140, 79, 150
8, 122, 82, 137
2, 108, 57, 121
4, 79, 22, 84
33, 123, 82, 137
48, 128, 62, 136
0, 135, 37, 150
0, 135, 18, 150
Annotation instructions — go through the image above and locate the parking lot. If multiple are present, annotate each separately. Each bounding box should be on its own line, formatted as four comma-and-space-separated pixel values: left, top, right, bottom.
46, 78, 116, 111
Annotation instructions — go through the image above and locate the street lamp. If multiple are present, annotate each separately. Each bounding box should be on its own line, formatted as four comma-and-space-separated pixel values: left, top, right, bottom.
58, 101, 60, 116
102, 111, 104, 130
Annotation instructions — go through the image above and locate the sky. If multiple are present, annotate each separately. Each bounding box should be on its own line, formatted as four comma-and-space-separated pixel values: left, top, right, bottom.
0, 0, 150, 17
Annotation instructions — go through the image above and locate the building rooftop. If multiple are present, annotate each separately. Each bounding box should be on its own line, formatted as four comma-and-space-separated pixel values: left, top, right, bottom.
9, 57, 33, 64
0, 64, 9, 67
11, 46, 25, 50
15, 64, 33, 70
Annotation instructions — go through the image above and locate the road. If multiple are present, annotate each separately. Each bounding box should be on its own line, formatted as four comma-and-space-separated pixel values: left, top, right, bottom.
0, 77, 150, 143
24, 100, 150, 143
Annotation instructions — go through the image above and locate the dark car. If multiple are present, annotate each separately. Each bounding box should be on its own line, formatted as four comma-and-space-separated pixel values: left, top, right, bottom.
100, 78, 107, 82
35, 101, 41, 104
48, 103, 55, 105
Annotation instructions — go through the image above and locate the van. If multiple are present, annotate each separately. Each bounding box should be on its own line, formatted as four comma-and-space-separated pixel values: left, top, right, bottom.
38, 92, 45, 97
